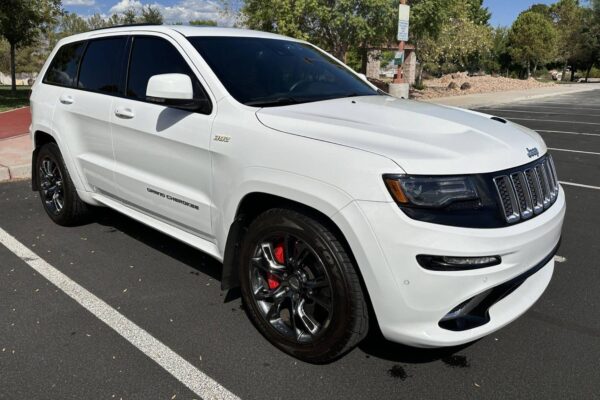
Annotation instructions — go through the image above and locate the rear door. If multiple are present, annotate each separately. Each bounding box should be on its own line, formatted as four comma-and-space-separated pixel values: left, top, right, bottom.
50, 35, 128, 195
110, 34, 215, 239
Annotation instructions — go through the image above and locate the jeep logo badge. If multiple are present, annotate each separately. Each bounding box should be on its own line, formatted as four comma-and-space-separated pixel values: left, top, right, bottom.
527, 147, 539, 158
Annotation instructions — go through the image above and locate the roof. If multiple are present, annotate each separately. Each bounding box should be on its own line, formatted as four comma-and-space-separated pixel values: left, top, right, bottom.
62, 25, 295, 43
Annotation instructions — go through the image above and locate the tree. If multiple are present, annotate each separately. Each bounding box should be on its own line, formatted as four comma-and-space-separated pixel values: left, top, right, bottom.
466, 0, 491, 25
87, 13, 108, 30
189, 19, 218, 26
412, 0, 492, 78
0, 0, 61, 93
571, 6, 600, 81
59, 12, 89, 37
551, 0, 583, 80
483, 27, 511, 75
140, 5, 163, 24
240, 0, 395, 64
509, 11, 557, 78
122, 8, 137, 25
528, 3, 553, 20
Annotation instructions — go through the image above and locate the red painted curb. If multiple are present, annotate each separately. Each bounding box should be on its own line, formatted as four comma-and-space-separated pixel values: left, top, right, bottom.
0, 107, 31, 140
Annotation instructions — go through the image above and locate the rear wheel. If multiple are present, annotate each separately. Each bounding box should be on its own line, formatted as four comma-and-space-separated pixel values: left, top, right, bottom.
36, 143, 90, 226
240, 208, 369, 363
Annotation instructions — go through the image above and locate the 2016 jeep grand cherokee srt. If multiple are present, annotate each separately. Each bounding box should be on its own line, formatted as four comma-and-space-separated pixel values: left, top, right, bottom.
30, 25, 565, 363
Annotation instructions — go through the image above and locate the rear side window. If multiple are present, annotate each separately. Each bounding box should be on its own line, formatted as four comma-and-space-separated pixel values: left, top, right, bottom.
78, 37, 127, 94
127, 36, 206, 102
43, 42, 86, 87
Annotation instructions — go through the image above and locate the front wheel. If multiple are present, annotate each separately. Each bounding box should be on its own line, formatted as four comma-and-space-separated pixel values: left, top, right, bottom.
239, 208, 369, 363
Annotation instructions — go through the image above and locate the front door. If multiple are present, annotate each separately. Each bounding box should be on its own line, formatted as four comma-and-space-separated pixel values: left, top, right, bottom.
110, 34, 215, 239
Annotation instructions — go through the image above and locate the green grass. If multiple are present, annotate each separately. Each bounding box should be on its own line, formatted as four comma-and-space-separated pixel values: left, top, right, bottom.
0, 85, 31, 112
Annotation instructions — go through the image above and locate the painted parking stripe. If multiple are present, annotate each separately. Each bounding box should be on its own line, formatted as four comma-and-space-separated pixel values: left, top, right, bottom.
537, 130, 600, 137
559, 181, 600, 190
484, 109, 596, 117
493, 104, 600, 111
0, 227, 239, 400
508, 118, 600, 126
548, 147, 600, 156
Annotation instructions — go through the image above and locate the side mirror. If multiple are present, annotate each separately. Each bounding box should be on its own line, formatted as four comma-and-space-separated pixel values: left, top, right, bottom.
146, 73, 210, 112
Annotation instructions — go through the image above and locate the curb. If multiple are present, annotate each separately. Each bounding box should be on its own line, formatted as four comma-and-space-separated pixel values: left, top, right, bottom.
0, 163, 31, 183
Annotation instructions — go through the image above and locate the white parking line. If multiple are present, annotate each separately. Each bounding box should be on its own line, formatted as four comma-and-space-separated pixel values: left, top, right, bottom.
501, 104, 600, 111
486, 109, 595, 117
537, 130, 600, 137
559, 181, 600, 190
0, 227, 239, 400
508, 118, 600, 125
549, 147, 600, 156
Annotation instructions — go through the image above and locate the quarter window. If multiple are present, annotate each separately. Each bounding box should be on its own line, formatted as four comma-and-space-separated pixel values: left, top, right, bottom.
43, 41, 86, 87
77, 37, 127, 94
127, 36, 206, 102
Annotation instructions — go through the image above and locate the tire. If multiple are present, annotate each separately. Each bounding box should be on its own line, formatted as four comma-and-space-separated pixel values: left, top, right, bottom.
36, 143, 90, 226
239, 208, 369, 363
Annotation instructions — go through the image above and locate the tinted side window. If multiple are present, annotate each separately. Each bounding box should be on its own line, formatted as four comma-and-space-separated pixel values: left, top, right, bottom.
127, 36, 206, 101
43, 42, 86, 87
78, 37, 127, 94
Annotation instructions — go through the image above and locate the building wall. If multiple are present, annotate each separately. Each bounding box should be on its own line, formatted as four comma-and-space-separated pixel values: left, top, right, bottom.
366, 50, 381, 79
0, 72, 38, 86
404, 50, 416, 85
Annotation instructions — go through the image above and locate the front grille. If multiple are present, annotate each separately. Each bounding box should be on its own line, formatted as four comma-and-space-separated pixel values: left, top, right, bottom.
493, 155, 559, 224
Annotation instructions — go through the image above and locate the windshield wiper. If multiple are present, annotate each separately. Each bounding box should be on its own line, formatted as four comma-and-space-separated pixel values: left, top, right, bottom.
245, 96, 302, 107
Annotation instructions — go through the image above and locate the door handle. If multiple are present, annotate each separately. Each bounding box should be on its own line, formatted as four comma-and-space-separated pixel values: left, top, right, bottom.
59, 94, 74, 105
114, 107, 135, 119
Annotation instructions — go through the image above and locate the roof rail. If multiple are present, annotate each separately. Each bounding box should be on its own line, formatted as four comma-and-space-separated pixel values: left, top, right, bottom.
89, 23, 163, 32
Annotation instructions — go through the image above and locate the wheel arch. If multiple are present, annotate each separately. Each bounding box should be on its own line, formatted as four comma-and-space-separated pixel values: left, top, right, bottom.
221, 192, 362, 295
31, 130, 58, 190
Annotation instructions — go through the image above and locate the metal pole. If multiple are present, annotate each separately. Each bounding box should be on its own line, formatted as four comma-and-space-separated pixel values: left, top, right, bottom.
393, 0, 407, 84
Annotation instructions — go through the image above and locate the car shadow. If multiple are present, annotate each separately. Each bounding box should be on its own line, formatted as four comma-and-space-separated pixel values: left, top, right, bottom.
92, 206, 223, 282
92, 206, 474, 365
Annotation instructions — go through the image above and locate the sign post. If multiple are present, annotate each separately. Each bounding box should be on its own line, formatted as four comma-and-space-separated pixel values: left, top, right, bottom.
389, 0, 410, 98
393, 1, 410, 84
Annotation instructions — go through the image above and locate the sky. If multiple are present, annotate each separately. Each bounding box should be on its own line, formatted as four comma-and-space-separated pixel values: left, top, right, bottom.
63, 0, 559, 27
63, 0, 236, 25
483, 0, 556, 27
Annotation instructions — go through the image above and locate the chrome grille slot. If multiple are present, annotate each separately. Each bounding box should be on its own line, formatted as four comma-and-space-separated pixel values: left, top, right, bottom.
535, 163, 552, 209
493, 155, 559, 224
544, 157, 558, 201
524, 168, 544, 214
510, 172, 533, 219
494, 176, 520, 224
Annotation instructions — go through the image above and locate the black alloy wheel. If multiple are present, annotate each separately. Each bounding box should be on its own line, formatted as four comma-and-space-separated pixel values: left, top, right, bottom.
240, 208, 369, 363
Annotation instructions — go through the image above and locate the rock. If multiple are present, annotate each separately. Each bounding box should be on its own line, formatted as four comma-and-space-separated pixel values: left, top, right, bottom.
447, 81, 459, 90
460, 82, 472, 90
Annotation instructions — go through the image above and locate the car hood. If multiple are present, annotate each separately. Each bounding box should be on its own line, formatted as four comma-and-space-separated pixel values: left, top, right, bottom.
255, 95, 546, 175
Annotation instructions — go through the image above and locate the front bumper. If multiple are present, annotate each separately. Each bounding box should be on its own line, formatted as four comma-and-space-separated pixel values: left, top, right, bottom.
333, 187, 565, 347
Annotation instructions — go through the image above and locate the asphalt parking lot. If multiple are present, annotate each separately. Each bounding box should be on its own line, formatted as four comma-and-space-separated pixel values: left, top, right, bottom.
1, 89, 599, 399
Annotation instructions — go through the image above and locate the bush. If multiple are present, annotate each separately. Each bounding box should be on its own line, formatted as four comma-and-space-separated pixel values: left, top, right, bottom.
412, 80, 426, 91
588, 67, 600, 78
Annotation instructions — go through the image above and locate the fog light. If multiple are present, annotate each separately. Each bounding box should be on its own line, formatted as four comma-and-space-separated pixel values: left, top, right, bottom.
417, 255, 501, 271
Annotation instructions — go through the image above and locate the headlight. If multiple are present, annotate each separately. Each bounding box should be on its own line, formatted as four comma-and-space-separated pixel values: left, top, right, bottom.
384, 175, 479, 208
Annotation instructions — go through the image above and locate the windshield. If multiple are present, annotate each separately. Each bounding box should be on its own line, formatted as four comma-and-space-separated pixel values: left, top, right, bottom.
187, 36, 379, 107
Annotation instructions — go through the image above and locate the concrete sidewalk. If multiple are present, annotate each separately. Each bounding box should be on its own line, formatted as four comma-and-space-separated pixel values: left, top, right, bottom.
0, 134, 31, 182
420, 83, 600, 108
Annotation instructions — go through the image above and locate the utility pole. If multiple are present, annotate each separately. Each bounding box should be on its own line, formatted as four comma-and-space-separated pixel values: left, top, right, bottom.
393, 0, 407, 84
389, 0, 410, 99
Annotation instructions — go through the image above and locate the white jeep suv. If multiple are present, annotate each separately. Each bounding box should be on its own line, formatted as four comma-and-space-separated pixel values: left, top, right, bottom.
30, 25, 565, 363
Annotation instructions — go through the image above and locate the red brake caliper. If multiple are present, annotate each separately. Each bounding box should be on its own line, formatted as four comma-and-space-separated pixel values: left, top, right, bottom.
267, 243, 285, 289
